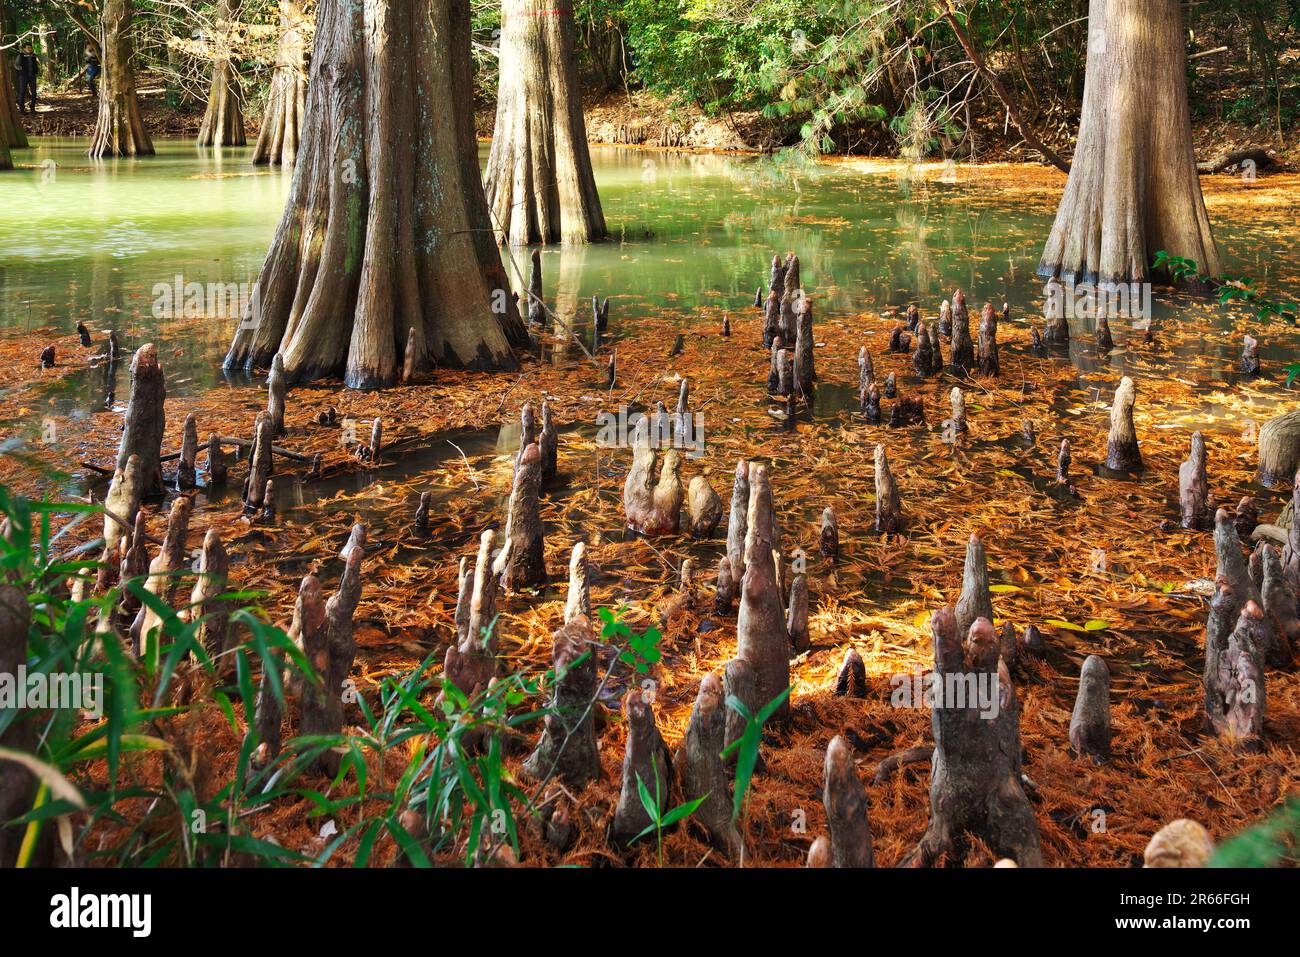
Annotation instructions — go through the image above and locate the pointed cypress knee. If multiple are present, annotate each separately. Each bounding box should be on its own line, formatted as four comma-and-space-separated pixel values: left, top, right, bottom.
687, 475, 723, 539
857, 347, 874, 411
1056, 438, 1071, 485
402, 325, 427, 382
735, 464, 791, 719
1044, 285, 1069, 342
190, 530, 231, 671
443, 530, 501, 702
977, 303, 999, 376
722, 656, 758, 764
955, 531, 993, 638
820, 507, 839, 562
267, 352, 287, 436
726, 459, 750, 580
1260, 544, 1298, 668
177, 413, 199, 490
1104, 376, 1142, 472
1096, 312, 1114, 351
502, 443, 546, 590
714, 556, 735, 615
1069, 655, 1111, 762
206, 433, 227, 487
938, 299, 952, 337
101, 453, 143, 580
1179, 431, 1209, 529
834, 647, 866, 698
538, 401, 558, 483
874, 445, 903, 533
414, 491, 433, 531
523, 615, 599, 788
117, 343, 167, 497
787, 575, 809, 654
244, 411, 273, 510
565, 540, 592, 625
1207, 601, 1267, 750
1241, 335, 1260, 375
611, 689, 673, 847
950, 290, 974, 371
679, 673, 742, 858
823, 735, 875, 867
526, 248, 544, 327
907, 612, 1042, 867
293, 574, 344, 777
793, 296, 815, 399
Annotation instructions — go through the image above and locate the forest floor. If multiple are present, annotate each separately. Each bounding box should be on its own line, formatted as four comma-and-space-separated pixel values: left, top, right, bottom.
3, 163, 1300, 867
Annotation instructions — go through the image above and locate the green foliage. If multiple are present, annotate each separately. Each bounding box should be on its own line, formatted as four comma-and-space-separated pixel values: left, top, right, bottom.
597, 604, 662, 673
721, 684, 790, 821
630, 754, 708, 865
1209, 798, 1300, 867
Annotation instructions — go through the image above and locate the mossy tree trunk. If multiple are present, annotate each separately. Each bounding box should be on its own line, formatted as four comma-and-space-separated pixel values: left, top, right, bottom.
1037, 0, 1219, 283
225, 0, 528, 389
88, 0, 154, 159
483, 0, 607, 245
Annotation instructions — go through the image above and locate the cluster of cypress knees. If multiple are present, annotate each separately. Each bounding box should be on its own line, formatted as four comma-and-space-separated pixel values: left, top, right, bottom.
78, 252, 1296, 867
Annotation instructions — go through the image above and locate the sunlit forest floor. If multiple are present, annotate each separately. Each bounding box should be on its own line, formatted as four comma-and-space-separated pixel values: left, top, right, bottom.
3, 163, 1300, 866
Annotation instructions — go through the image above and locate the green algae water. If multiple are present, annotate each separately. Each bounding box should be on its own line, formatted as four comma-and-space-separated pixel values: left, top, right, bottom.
1, 138, 1297, 413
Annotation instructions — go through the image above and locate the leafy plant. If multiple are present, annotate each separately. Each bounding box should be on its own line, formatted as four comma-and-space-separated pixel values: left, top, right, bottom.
721, 685, 791, 822
629, 754, 707, 866
597, 605, 662, 673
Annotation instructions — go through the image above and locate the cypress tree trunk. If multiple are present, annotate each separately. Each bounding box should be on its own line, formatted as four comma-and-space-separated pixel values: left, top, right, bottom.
1037, 0, 1219, 283
484, 0, 607, 245
0, 0, 29, 157
196, 0, 247, 148
88, 0, 154, 159
225, 0, 527, 389
250, 0, 305, 165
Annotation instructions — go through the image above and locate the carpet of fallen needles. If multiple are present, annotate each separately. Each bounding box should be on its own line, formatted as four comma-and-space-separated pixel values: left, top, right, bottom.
3, 165, 1300, 868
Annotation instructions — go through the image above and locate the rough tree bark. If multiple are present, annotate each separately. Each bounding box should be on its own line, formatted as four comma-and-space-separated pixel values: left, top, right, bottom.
251, 0, 306, 165
89, 0, 154, 159
196, 0, 247, 148
906, 611, 1043, 867
0, 0, 27, 162
483, 0, 607, 245
1037, 0, 1220, 283
225, 0, 528, 388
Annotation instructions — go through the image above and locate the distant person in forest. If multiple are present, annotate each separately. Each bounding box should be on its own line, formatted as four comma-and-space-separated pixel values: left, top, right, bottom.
84, 46, 100, 99
15, 41, 38, 114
